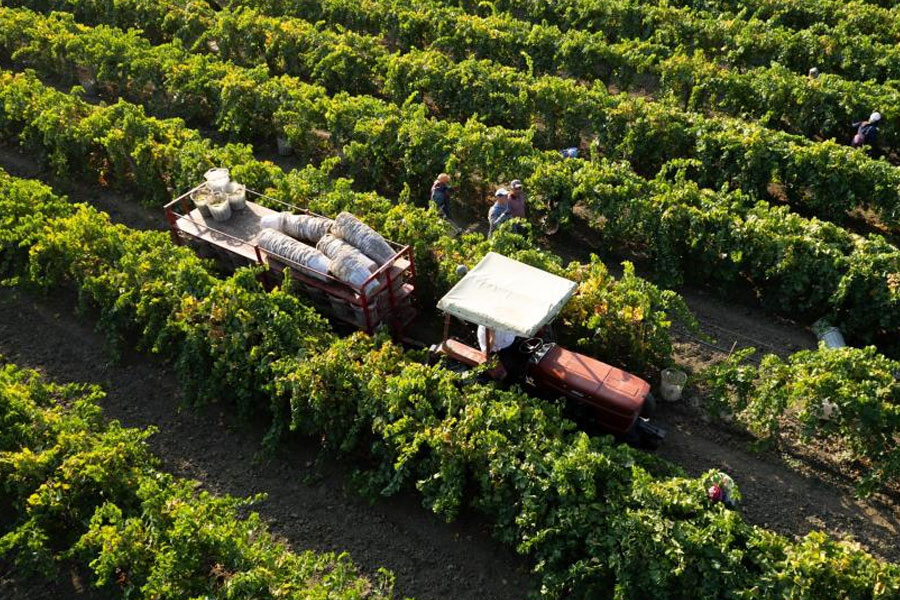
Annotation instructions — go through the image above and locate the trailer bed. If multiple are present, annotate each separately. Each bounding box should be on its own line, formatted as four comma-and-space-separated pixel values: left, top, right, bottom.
165, 186, 416, 336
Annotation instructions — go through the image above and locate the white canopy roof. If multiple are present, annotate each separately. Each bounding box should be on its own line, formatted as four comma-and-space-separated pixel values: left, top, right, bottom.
436, 252, 577, 337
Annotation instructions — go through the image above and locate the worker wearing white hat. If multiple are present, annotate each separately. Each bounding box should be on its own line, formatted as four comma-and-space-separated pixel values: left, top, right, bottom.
852, 111, 882, 149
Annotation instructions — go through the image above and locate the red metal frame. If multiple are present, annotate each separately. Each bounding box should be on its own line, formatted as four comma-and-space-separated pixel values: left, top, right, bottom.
164, 185, 417, 338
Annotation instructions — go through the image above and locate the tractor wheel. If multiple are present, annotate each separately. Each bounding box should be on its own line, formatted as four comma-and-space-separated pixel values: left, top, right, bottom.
640, 393, 657, 419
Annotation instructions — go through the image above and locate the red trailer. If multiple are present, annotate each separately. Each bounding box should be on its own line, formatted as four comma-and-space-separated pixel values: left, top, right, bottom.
164, 186, 417, 337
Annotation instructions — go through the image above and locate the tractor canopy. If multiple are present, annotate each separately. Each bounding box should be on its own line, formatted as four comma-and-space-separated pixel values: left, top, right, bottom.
436, 252, 577, 337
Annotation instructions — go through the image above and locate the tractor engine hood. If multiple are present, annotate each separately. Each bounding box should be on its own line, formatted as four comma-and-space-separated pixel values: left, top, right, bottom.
532, 345, 650, 432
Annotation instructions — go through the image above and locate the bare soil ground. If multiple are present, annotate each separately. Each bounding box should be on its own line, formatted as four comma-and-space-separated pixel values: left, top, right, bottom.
0, 288, 532, 600
655, 401, 900, 561
0, 143, 897, 600
541, 207, 900, 561
0, 142, 164, 233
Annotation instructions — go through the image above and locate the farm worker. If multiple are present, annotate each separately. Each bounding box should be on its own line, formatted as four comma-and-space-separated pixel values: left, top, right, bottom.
477, 325, 516, 354
508, 180, 527, 218
561, 147, 579, 159
487, 188, 511, 237
851, 112, 881, 148
478, 326, 530, 383
430, 173, 452, 219
507, 179, 527, 234
808, 67, 819, 78
477, 325, 522, 383
706, 470, 738, 509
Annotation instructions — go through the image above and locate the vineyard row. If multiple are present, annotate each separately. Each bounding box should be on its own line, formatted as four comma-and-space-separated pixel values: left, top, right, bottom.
16, 1, 900, 223
0, 357, 399, 599
3, 23, 900, 349
446, 0, 900, 83
1, 61, 898, 494
224, 0, 900, 153
1, 165, 898, 598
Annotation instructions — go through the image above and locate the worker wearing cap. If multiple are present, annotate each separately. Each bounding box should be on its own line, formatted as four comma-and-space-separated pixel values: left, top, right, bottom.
431, 173, 452, 219
852, 111, 882, 149
488, 188, 511, 237
507, 179, 526, 234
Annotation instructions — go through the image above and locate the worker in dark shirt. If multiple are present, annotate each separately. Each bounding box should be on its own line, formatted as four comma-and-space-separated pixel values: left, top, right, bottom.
852, 112, 881, 149
507, 180, 526, 218
430, 173, 452, 219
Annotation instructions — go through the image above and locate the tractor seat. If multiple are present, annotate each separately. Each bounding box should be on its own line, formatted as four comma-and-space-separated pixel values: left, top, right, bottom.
441, 338, 487, 367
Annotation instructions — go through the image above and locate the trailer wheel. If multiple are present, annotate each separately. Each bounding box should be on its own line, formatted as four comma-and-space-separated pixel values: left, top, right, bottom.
640, 393, 656, 419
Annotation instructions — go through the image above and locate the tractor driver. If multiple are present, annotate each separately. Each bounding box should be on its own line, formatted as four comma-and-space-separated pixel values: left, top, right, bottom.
477, 325, 528, 383
477, 325, 516, 355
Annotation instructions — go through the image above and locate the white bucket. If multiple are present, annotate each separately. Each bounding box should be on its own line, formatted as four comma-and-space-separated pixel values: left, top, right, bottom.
820, 399, 839, 420
204, 167, 230, 192
226, 181, 246, 210
812, 319, 846, 349
819, 327, 846, 349
660, 368, 687, 402
208, 194, 232, 222
190, 187, 213, 217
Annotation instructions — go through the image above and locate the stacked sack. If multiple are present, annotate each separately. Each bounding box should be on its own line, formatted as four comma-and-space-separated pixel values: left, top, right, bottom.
259, 211, 394, 294
317, 233, 380, 295
331, 212, 394, 265
256, 228, 331, 281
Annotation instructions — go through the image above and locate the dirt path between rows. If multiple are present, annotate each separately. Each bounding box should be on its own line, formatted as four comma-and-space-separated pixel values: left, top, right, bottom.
0, 142, 164, 232
0, 144, 532, 599
540, 209, 900, 561
657, 401, 900, 561
0, 560, 107, 600
0, 288, 532, 600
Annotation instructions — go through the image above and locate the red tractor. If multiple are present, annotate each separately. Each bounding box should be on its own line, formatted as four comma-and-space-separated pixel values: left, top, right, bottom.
433, 252, 664, 447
